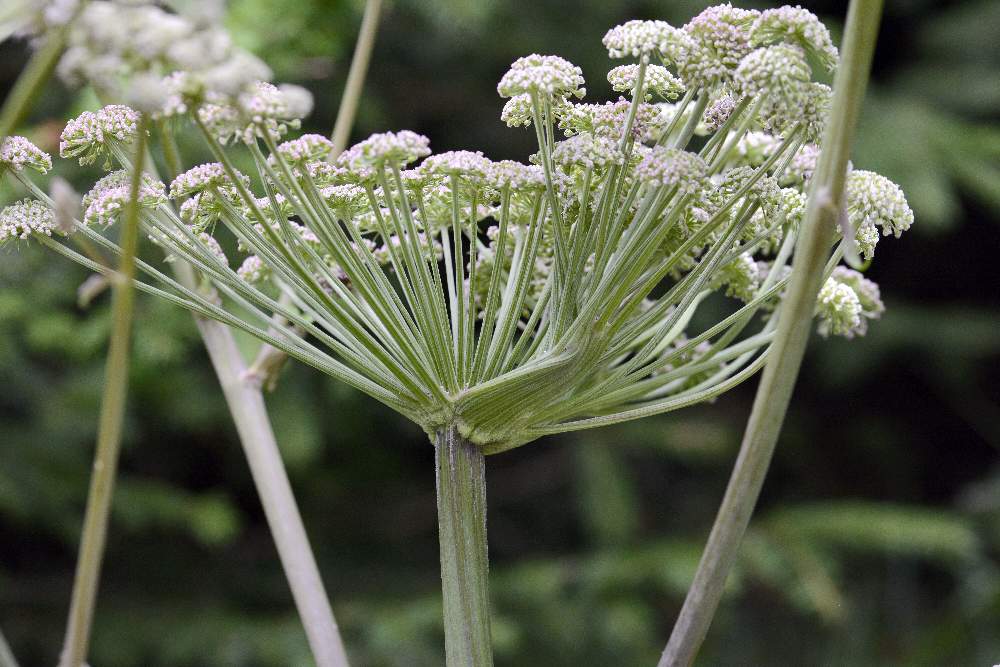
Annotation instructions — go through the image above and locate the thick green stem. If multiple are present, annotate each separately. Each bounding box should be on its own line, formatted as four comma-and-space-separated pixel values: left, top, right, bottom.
435, 426, 493, 667
659, 2, 884, 665
59, 117, 148, 667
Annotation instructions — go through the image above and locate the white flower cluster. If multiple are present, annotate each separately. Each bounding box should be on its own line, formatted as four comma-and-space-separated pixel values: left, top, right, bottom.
752, 5, 838, 72
602, 20, 688, 61
339, 131, 432, 175
635, 146, 707, 196
81, 170, 167, 227
679, 4, 759, 88
16, 4, 911, 447
59, 105, 141, 166
847, 170, 914, 239
607, 64, 685, 100
486, 161, 547, 190
816, 267, 884, 338
0, 136, 52, 174
169, 163, 249, 199
57, 2, 270, 106
497, 54, 585, 99
272, 134, 335, 165
0, 199, 56, 244
551, 134, 625, 170
734, 44, 812, 119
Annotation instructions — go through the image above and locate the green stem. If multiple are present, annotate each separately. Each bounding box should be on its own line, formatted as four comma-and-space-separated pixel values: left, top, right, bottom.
0, 627, 18, 667
330, 0, 383, 153
435, 426, 493, 666
59, 117, 148, 667
658, 2, 884, 665
0, 18, 73, 139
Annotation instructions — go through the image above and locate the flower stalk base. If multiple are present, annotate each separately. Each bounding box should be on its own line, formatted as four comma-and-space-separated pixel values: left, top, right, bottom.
434, 426, 493, 667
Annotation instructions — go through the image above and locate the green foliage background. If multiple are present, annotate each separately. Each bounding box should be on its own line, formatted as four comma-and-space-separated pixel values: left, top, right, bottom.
1, 1, 999, 665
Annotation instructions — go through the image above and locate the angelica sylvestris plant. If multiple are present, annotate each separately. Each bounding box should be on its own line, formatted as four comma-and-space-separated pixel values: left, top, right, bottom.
1, 3, 913, 664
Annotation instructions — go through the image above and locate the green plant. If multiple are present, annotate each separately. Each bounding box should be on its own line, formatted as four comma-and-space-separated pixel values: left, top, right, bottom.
2, 2, 915, 665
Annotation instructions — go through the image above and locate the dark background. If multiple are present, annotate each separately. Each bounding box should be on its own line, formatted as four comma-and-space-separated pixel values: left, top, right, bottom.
1, 1, 999, 665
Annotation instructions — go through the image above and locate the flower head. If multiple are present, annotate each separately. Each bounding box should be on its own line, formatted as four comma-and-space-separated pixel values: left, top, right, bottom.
59, 105, 141, 166
339, 131, 431, 177
486, 161, 546, 191
419, 150, 494, 181
847, 170, 913, 239
752, 6, 838, 72
81, 171, 166, 227
0, 200, 56, 244
271, 133, 335, 165
0, 136, 53, 174
816, 267, 884, 338
679, 4, 759, 87
551, 134, 625, 170
602, 20, 688, 61
635, 146, 707, 196
607, 64, 685, 100
497, 54, 585, 99
169, 163, 250, 199
735, 44, 812, 119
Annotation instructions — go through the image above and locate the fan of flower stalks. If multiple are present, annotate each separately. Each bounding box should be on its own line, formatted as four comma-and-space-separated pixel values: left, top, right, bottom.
1, 3, 911, 664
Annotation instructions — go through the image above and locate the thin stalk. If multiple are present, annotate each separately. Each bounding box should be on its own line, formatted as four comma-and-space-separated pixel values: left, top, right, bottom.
191, 298, 350, 667
331, 0, 383, 153
0, 627, 18, 667
0, 15, 75, 139
435, 426, 493, 667
659, 2, 884, 665
152, 124, 351, 666
59, 117, 148, 667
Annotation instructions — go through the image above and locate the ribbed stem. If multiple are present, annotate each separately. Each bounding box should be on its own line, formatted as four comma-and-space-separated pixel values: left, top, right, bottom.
659, 2, 884, 666
434, 426, 493, 667
59, 116, 148, 667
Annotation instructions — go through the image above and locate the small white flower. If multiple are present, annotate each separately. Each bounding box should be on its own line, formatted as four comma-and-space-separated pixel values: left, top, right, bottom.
816, 278, 862, 338
272, 134, 335, 165
487, 160, 546, 190
419, 150, 494, 181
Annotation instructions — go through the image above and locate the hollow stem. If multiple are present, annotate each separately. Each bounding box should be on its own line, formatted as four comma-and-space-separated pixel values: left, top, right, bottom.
659, 2, 884, 665
59, 116, 148, 667
434, 426, 493, 666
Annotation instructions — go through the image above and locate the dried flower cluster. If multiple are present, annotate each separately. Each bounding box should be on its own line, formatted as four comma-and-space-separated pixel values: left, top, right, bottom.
1, 4, 912, 452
